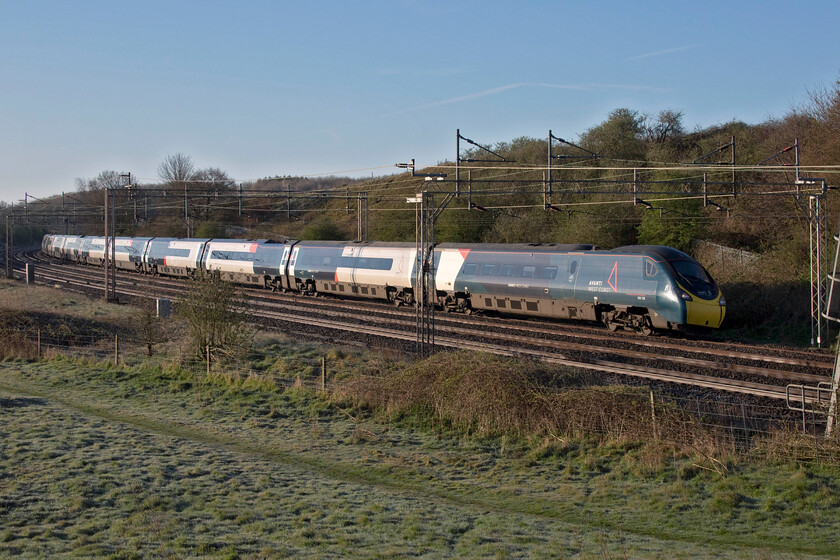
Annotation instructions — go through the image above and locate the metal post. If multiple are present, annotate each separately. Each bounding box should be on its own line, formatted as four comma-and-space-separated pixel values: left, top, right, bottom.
826, 349, 840, 438
110, 192, 117, 301
414, 192, 435, 356
542, 172, 547, 209
184, 183, 190, 237
633, 169, 638, 204
104, 189, 110, 299
5, 214, 10, 279
321, 356, 326, 392
547, 130, 552, 209
456, 129, 460, 198
415, 195, 422, 352
810, 195, 827, 347
731, 135, 736, 198
207, 344, 211, 377
824, 222, 840, 438
357, 192, 368, 242
114, 334, 119, 366
103, 189, 117, 303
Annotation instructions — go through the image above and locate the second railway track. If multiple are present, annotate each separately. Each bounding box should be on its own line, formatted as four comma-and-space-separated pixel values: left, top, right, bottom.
18, 249, 835, 403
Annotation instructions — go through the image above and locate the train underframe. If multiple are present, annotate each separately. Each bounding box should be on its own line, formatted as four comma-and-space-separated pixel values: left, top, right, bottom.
115, 263, 670, 335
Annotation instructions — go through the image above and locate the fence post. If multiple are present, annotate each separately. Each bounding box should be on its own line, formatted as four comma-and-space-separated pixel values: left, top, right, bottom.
37, 328, 41, 358
114, 334, 119, 366
206, 344, 211, 378
650, 389, 657, 438
321, 356, 326, 392
741, 403, 748, 446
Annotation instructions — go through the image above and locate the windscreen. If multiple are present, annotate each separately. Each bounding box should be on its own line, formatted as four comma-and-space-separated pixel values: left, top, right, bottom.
671, 259, 718, 300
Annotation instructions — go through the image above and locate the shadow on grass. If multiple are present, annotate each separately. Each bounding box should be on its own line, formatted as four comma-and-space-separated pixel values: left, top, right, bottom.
0, 396, 47, 408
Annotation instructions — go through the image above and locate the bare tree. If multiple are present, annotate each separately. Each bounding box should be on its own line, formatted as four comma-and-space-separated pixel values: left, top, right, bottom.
644, 110, 685, 144
193, 167, 235, 191
157, 153, 196, 188
74, 170, 128, 192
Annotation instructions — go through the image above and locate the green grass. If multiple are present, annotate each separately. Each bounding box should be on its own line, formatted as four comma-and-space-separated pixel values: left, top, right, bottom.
1, 356, 839, 559
0, 281, 836, 558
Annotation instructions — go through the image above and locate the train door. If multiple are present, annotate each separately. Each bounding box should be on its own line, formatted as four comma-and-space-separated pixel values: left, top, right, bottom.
288, 246, 300, 278
342, 245, 361, 288
562, 256, 581, 300
279, 243, 296, 290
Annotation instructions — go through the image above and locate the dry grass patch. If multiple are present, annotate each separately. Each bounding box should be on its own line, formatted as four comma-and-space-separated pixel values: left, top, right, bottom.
340, 351, 760, 472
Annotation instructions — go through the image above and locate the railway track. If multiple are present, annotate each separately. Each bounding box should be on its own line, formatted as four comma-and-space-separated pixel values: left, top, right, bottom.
16, 250, 836, 403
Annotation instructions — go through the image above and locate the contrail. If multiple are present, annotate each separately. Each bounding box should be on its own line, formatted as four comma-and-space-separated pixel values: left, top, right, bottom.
409, 82, 667, 112
627, 43, 707, 61
311, 82, 670, 138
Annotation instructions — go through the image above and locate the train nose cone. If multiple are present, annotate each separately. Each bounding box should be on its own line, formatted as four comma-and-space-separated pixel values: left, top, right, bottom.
685, 291, 725, 328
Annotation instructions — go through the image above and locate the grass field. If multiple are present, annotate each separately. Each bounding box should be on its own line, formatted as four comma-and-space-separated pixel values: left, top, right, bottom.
1, 355, 839, 559
0, 282, 839, 558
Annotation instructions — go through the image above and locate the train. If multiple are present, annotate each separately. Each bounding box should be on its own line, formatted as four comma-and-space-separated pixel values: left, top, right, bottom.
41, 234, 726, 334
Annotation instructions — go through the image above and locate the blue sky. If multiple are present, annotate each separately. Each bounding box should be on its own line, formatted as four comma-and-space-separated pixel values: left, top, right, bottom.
1, 0, 838, 203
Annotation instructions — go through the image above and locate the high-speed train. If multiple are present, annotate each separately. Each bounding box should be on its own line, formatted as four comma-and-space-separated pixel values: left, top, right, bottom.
41, 234, 726, 333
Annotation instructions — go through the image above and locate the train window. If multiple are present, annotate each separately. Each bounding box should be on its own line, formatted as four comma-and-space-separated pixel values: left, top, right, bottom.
211, 250, 257, 262
481, 264, 496, 276
541, 266, 558, 279
569, 261, 578, 275
500, 264, 515, 276
645, 259, 658, 277
463, 263, 477, 275
522, 266, 535, 278
672, 260, 712, 283
359, 258, 393, 270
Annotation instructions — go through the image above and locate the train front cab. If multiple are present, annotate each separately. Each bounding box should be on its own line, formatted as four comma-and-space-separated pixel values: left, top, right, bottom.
669, 258, 725, 329
683, 291, 725, 329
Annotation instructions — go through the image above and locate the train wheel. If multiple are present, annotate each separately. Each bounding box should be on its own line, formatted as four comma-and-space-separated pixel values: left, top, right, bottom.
605, 320, 619, 332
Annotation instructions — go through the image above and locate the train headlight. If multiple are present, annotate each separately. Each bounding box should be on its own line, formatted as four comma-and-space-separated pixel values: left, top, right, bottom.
675, 287, 693, 301
719, 296, 726, 307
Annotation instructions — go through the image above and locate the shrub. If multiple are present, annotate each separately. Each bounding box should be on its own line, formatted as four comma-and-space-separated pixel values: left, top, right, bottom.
176, 271, 253, 360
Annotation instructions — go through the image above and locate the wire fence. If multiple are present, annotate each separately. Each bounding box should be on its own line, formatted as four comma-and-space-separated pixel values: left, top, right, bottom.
693, 239, 759, 268
2, 324, 838, 465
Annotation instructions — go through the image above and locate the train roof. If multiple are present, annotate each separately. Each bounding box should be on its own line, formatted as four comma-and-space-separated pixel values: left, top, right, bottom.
294, 240, 415, 248
609, 245, 693, 261
436, 243, 599, 252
